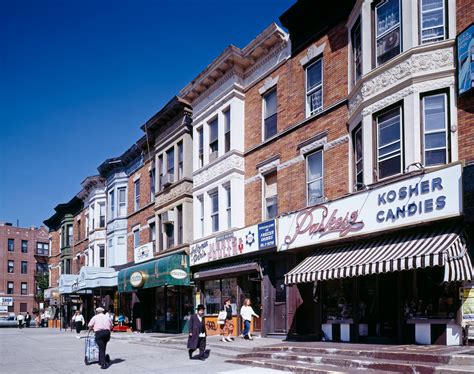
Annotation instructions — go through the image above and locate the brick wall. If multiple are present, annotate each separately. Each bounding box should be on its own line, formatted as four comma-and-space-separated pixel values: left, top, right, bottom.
48, 230, 60, 287
72, 209, 88, 274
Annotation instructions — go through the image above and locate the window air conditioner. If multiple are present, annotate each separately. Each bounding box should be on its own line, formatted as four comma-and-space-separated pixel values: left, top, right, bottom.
162, 173, 174, 187
162, 210, 175, 225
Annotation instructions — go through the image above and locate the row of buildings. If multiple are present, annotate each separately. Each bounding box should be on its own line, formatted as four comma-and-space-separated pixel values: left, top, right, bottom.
42, 0, 474, 345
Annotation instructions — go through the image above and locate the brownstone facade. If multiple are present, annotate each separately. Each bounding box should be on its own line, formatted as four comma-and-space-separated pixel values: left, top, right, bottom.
48, 230, 60, 288
72, 208, 88, 274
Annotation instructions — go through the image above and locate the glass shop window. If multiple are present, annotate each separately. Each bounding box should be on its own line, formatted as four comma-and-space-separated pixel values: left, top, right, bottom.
204, 280, 221, 315
322, 279, 353, 321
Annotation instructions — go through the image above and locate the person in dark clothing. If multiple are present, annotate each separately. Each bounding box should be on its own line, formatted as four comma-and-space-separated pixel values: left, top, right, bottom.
187, 304, 207, 360
88, 307, 112, 369
25, 312, 31, 328
220, 298, 233, 342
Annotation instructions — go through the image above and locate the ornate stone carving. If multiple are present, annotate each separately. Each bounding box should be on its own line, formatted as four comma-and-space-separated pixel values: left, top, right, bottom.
193, 153, 244, 188
156, 180, 193, 208
300, 42, 326, 66
258, 75, 279, 95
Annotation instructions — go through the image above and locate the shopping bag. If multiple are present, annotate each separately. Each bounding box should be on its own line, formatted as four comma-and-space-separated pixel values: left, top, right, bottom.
84, 331, 99, 365
217, 310, 227, 325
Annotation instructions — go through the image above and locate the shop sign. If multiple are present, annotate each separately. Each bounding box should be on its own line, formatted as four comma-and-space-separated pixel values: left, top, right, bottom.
190, 220, 276, 266
0, 306, 8, 312
134, 242, 154, 264
456, 23, 474, 96
278, 163, 462, 251
130, 271, 146, 288
170, 269, 187, 280
0, 297, 13, 306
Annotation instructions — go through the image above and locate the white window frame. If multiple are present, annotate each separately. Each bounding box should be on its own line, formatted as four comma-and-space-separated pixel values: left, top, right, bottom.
133, 229, 140, 249
198, 195, 204, 237
422, 92, 449, 167
224, 184, 231, 229
306, 150, 324, 206
134, 179, 140, 211
351, 16, 362, 85
263, 89, 278, 140
305, 58, 323, 117
209, 190, 219, 233
178, 141, 184, 180
353, 124, 364, 190
376, 106, 403, 180
223, 108, 231, 153
197, 127, 204, 168
118, 187, 126, 217
375, 0, 402, 67
209, 117, 219, 161
419, 0, 446, 44
263, 171, 278, 220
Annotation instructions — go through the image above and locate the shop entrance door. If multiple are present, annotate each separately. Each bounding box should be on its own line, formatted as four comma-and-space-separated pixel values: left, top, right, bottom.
273, 276, 287, 333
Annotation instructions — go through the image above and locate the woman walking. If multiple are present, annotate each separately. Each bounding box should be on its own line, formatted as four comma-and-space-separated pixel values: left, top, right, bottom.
220, 298, 233, 342
73, 310, 85, 338
240, 298, 259, 340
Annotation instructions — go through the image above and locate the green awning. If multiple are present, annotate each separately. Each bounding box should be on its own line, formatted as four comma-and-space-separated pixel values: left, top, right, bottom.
118, 253, 190, 292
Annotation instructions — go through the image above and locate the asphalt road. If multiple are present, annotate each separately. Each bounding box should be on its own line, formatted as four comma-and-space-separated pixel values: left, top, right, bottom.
0, 328, 281, 374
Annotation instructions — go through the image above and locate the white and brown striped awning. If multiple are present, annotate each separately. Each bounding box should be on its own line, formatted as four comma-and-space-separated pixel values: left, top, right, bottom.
285, 227, 473, 285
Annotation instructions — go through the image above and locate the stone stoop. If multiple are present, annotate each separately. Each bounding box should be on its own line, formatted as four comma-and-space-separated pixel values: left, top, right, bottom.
225, 346, 474, 374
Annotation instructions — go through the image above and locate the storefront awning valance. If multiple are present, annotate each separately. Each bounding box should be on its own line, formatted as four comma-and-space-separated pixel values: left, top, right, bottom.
285, 227, 474, 285
193, 262, 260, 281
58, 274, 79, 294
118, 253, 189, 292
75, 266, 118, 292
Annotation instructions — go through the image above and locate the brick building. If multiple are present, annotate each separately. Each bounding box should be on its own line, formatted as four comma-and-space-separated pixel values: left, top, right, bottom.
0, 222, 49, 316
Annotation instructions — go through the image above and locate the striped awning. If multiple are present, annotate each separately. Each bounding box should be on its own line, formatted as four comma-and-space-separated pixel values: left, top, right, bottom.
285, 227, 474, 285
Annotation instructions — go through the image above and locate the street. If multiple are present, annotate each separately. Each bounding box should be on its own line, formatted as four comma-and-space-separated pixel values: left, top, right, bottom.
0, 328, 282, 374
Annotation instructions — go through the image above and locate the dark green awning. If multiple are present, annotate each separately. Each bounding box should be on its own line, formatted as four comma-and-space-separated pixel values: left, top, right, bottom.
118, 253, 189, 292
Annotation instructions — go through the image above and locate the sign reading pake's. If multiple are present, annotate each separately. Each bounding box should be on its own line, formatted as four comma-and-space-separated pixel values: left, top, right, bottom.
278, 163, 462, 251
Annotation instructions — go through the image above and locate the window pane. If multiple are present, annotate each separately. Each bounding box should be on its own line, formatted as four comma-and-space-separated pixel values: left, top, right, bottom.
376, 0, 400, 35
308, 180, 323, 205
377, 27, 401, 65
308, 151, 323, 181
378, 109, 400, 146
264, 114, 277, 139
379, 141, 401, 158
379, 155, 401, 179
425, 132, 446, 149
211, 193, 218, 212
266, 197, 278, 219
422, 0, 443, 11
307, 89, 322, 115
424, 95, 446, 131
307, 60, 322, 91
425, 149, 446, 165
209, 119, 218, 142
422, 8, 443, 29
264, 90, 277, 117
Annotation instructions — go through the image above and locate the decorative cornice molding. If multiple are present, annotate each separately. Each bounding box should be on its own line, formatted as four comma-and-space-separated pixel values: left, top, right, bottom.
193, 153, 244, 188
258, 75, 279, 95
155, 180, 193, 210
300, 42, 326, 66
300, 137, 327, 155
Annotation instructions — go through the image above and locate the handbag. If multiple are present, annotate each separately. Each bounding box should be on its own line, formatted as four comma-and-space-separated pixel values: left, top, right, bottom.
217, 310, 227, 325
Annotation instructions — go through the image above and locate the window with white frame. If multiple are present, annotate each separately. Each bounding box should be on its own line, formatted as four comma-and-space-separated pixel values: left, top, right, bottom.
178, 141, 184, 179
99, 245, 105, 267
166, 147, 174, 180
264, 171, 278, 219
210, 190, 219, 233
306, 59, 323, 116
150, 162, 156, 201
99, 202, 105, 228
224, 109, 231, 153
224, 184, 231, 229
263, 89, 277, 140
422, 93, 448, 166
351, 17, 362, 84
177, 205, 183, 245
375, 0, 401, 66
21, 282, 27, 295
158, 155, 164, 190
90, 205, 95, 230
118, 187, 126, 216
67, 224, 73, 246
134, 179, 140, 211
420, 0, 446, 44
133, 228, 140, 248
307, 151, 324, 206
197, 127, 204, 168
117, 236, 125, 245
352, 124, 364, 190
376, 106, 403, 179
149, 221, 156, 251
8, 260, 14, 273
109, 190, 115, 219
209, 118, 219, 162
198, 195, 204, 237
165, 213, 174, 249
7, 281, 13, 294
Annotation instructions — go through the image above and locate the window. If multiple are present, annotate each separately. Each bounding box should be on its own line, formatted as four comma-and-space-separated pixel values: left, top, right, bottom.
224, 109, 231, 153
306, 59, 323, 116
177, 205, 183, 245
117, 236, 125, 245
150, 163, 156, 201
133, 229, 140, 248
134, 179, 140, 211
77, 219, 81, 241
8, 260, 14, 273
209, 118, 219, 162
149, 222, 156, 251
210, 191, 219, 233
420, 0, 446, 44
21, 240, 28, 253
99, 202, 105, 228
21, 283, 27, 295
224, 184, 231, 229
109, 190, 115, 219
99, 245, 105, 267
307, 151, 324, 206
422, 93, 448, 166
165, 217, 175, 249
158, 215, 164, 251
376, 106, 403, 179
66, 225, 73, 246
36, 263, 48, 274
158, 155, 164, 190
118, 188, 126, 216
351, 17, 362, 84
353, 124, 364, 189
21, 261, 27, 274
197, 127, 204, 168
166, 147, 175, 180
375, 0, 401, 66
65, 259, 71, 274
264, 172, 278, 219
7, 282, 13, 294
90, 205, 95, 230
8, 238, 14, 251
178, 142, 184, 180
36, 242, 48, 256
263, 89, 277, 139
198, 195, 204, 237
85, 216, 89, 237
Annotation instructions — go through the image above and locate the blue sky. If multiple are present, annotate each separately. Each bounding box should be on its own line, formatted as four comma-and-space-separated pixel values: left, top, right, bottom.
0, 0, 294, 227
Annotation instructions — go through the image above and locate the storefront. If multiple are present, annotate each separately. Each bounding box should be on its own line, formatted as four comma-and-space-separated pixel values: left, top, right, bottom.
43, 287, 60, 325
117, 253, 191, 333
58, 274, 79, 329
190, 220, 282, 337
280, 163, 473, 345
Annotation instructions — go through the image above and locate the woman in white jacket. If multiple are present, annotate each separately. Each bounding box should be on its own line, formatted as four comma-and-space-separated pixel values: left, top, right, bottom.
240, 298, 259, 340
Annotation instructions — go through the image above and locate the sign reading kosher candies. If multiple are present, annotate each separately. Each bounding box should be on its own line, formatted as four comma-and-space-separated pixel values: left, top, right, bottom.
190, 220, 276, 266
278, 163, 462, 251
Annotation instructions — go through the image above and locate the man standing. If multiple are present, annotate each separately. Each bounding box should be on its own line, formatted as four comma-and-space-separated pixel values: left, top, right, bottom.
25, 312, 31, 328
88, 307, 112, 369
187, 304, 207, 360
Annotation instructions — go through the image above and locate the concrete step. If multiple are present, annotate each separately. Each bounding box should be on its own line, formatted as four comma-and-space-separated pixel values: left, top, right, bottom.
434, 365, 474, 374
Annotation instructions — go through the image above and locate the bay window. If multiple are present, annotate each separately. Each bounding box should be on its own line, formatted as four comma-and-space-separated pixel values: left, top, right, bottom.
420, 0, 446, 44
375, 0, 401, 66
422, 93, 448, 166
353, 124, 364, 189
376, 106, 403, 179
209, 118, 219, 162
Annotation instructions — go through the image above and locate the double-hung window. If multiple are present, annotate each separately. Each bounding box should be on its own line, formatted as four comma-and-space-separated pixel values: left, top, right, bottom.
21, 240, 28, 253
351, 17, 362, 84
109, 190, 115, 219
166, 148, 174, 180
134, 179, 140, 211
307, 151, 324, 206
99, 203, 105, 227
353, 124, 364, 189
375, 0, 401, 66
133, 229, 140, 249
210, 191, 219, 233
21, 261, 27, 274
198, 195, 204, 237
150, 162, 156, 201
8, 260, 14, 273
420, 0, 446, 44
224, 109, 231, 153
99, 245, 105, 267
178, 141, 184, 179
422, 93, 448, 166
376, 106, 403, 179
264, 172, 278, 219
209, 118, 219, 162
224, 184, 231, 229
306, 59, 323, 116
197, 128, 204, 168
118, 187, 126, 216
177, 205, 183, 245
8, 239, 14, 251
66, 224, 73, 246
263, 89, 277, 140
7, 282, 13, 294
158, 155, 164, 190
21, 283, 27, 295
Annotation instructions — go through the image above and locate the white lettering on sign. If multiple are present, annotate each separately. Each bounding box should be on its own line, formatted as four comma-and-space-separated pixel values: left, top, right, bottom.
170, 269, 187, 280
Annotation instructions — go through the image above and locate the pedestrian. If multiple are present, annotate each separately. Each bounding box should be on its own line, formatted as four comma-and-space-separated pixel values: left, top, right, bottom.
25, 312, 31, 328
34, 314, 40, 328
220, 298, 233, 342
88, 307, 113, 369
17, 313, 24, 329
73, 310, 85, 338
187, 304, 207, 361
240, 298, 259, 340
40, 312, 45, 328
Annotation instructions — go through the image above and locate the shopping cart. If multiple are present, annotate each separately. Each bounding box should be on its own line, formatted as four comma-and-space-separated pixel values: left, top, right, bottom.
84, 330, 99, 365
